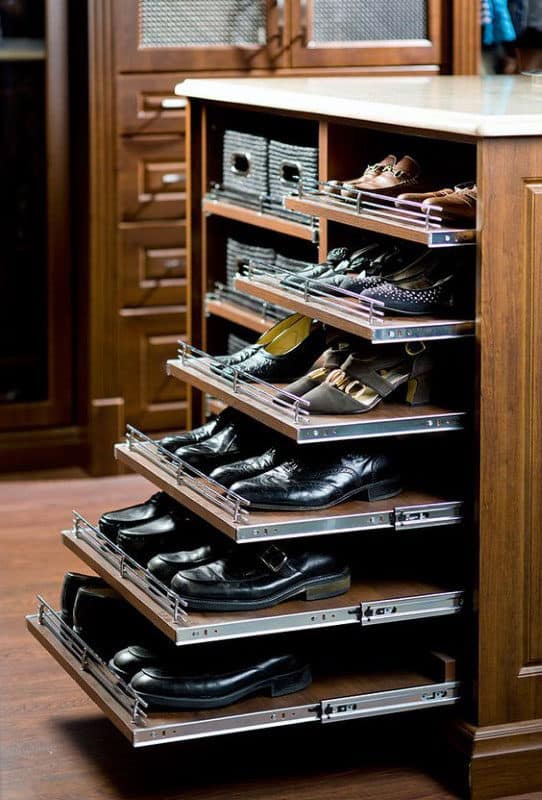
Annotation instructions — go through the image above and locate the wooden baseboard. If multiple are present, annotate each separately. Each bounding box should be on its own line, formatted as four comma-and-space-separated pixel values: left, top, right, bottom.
450, 719, 542, 800
0, 425, 87, 472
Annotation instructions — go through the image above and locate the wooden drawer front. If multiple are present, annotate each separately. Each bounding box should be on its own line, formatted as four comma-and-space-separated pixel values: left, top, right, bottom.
118, 136, 186, 221
117, 73, 187, 135
120, 222, 187, 307
120, 307, 188, 431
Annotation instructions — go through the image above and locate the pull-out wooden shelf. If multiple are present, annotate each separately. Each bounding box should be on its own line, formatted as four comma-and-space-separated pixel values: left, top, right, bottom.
27, 603, 460, 748
115, 440, 463, 543
202, 196, 317, 242
62, 520, 463, 645
167, 356, 466, 443
235, 276, 474, 343
283, 195, 476, 248
206, 296, 279, 334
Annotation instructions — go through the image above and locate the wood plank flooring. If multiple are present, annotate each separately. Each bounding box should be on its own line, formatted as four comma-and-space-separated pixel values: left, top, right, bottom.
0, 473, 527, 800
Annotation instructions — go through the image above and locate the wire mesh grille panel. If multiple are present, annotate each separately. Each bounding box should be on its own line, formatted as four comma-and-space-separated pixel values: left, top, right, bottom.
138, 0, 268, 48
310, 0, 428, 43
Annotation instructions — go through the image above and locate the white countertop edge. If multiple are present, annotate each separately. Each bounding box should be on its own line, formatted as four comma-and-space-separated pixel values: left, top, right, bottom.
176, 79, 542, 138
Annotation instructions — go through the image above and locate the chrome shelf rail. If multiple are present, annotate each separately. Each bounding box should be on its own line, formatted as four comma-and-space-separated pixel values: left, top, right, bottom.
205, 182, 320, 239
125, 425, 250, 524
246, 259, 390, 326
32, 595, 148, 724
286, 179, 476, 246
71, 511, 188, 623
174, 341, 311, 424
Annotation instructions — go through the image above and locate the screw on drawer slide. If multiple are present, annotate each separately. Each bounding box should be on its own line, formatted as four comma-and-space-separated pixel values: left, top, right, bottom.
360, 591, 463, 626
319, 681, 461, 723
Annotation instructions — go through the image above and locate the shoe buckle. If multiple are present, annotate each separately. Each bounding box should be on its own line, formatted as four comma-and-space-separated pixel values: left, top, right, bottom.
406, 342, 426, 357
259, 545, 288, 573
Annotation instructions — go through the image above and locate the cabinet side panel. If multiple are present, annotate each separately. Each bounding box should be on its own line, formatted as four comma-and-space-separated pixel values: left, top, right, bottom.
477, 138, 542, 724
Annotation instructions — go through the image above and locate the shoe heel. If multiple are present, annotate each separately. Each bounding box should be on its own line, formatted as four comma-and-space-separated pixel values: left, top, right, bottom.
303, 574, 351, 601
359, 477, 402, 502
405, 372, 432, 405
270, 667, 312, 698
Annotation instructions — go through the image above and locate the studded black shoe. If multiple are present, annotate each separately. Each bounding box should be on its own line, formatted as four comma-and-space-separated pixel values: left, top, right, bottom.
361, 270, 455, 315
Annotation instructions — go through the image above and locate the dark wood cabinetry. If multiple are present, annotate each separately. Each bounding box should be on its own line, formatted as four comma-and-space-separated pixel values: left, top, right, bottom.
61, 0, 479, 476
0, 0, 80, 466
290, 0, 444, 69
112, 0, 288, 72
119, 306, 188, 431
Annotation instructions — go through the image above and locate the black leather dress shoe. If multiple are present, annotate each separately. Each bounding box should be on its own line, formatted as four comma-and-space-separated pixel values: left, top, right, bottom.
109, 644, 163, 682
72, 586, 162, 659
60, 572, 108, 626
99, 492, 177, 543
170, 545, 350, 611
209, 446, 287, 488
230, 447, 402, 510
116, 511, 217, 567
173, 416, 270, 475
215, 322, 326, 384
130, 652, 312, 709
280, 246, 352, 289
159, 408, 237, 453
146, 528, 232, 585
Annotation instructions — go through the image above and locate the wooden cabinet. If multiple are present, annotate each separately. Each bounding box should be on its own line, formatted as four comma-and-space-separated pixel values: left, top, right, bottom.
81, 0, 479, 476
117, 73, 187, 135
118, 135, 186, 221
119, 306, 188, 431
119, 221, 187, 307
290, 0, 443, 68
112, 0, 453, 74
112, 0, 287, 72
0, 0, 78, 468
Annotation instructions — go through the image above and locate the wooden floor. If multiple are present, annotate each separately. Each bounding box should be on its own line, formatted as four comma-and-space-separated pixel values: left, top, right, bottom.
0, 472, 532, 800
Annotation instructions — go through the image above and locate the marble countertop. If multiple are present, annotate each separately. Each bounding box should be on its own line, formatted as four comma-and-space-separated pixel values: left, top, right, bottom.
177, 75, 542, 137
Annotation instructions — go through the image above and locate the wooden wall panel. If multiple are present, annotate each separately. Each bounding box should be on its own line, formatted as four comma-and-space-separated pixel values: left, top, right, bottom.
476, 138, 542, 725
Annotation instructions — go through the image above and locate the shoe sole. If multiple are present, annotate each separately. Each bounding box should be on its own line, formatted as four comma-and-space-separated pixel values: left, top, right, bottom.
132, 665, 312, 710
174, 569, 351, 612
245, 476, 402, 512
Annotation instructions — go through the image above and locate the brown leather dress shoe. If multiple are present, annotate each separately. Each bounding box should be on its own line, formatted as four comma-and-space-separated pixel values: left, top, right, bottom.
326, 154, 396, 196
342, 155, 421, 198
398, 183, 477, 224
397, 187, 455, 204
422, 183, 477, 223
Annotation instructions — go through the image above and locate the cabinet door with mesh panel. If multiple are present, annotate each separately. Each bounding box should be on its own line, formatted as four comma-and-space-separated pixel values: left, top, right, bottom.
114, 0, 287, 72
290, 0, 443, 68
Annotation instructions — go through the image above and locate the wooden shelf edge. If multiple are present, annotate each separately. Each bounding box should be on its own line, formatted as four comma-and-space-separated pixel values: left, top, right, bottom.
206, 297, 276, 333
202, 197, 317, 241
167, 359, 467, 444
284, 196, 476, 248
234, 276, 475, 343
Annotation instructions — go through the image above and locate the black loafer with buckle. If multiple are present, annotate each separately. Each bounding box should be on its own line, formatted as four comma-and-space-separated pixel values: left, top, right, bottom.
169, 544, 351, 611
